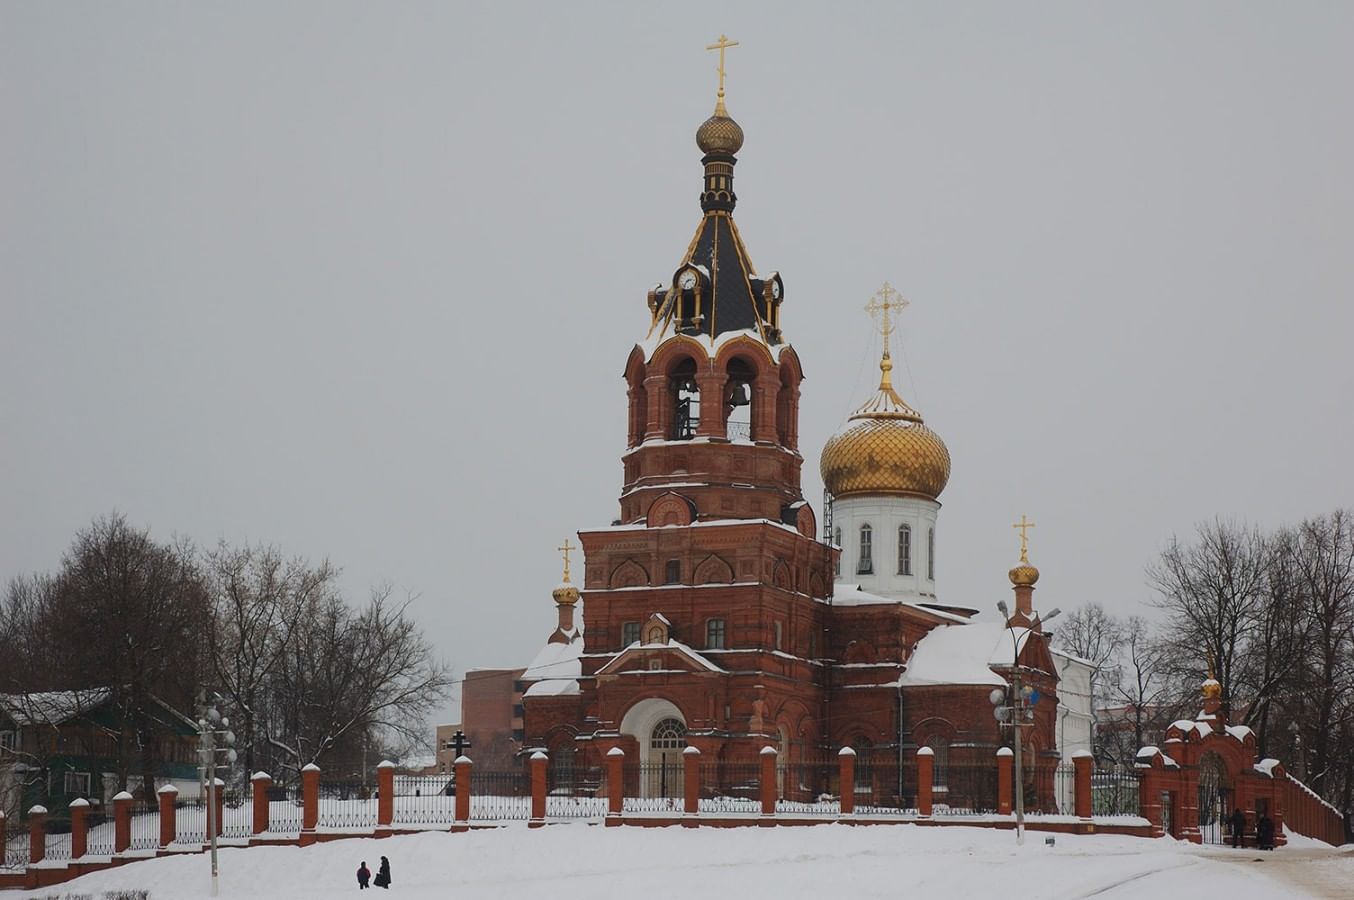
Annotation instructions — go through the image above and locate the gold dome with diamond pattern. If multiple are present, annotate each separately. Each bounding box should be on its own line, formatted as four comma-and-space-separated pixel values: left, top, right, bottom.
820, 353, 951, 500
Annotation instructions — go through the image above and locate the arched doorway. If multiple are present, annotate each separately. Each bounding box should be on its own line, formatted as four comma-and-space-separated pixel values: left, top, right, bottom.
619, 698, 687, 798
1198, 751, 1230, 844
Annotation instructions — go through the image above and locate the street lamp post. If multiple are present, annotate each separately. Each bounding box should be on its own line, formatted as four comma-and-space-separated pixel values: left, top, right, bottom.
197, 696, 237, 897
992, 601, 1059, 846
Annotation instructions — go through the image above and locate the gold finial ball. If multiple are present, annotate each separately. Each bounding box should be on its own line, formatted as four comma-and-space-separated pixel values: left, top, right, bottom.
552, 582, 580, 606
696, 112, 744, 155
1008, 562, 1040, 587
1201, 677, 1222, 699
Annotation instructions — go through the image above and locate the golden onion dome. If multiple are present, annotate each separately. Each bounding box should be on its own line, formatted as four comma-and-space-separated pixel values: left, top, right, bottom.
820, 354, 951, 500
552, 581, 580, 607
696, 96, 745, 155
1008, 562, 1040, 587
1201, 677, 1222, 700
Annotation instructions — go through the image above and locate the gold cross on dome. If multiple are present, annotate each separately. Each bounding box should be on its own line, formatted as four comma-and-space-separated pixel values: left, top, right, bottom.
1012, 515, 1036, 563
558, 538, 576, 582
706, 34, 740, 98
865, 282, 909, 355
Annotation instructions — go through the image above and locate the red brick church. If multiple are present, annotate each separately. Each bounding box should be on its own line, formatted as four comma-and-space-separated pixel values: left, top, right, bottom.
521, 56, 1075, 809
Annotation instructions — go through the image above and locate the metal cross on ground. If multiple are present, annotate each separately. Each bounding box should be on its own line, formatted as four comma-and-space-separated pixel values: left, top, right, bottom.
447, 729, 472, 758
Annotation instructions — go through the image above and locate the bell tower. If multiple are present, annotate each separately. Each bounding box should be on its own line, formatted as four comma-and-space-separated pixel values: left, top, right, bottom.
618, 40, 807, 533
544, 40, 836, 771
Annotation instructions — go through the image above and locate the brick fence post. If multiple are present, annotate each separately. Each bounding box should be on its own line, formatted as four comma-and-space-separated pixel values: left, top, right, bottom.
683, 746, 701, 820
113, 791, 132, 853
838, 747, 856, 816
529, 752, 548, 827
70, 798, 89, 858
453, 756, 473, 826
28, 806, 47, 864
996, 748, 1013, 816
917, 748, 934, 818
1073, 751, 1093, 820
251, 772, 272, 835
1136, 750, 1165, 837
157, 784, 178, 848
606, 748, 624, 826
759, 746, 778, 821
377, 760, 395, 828
301, 763, 320, 843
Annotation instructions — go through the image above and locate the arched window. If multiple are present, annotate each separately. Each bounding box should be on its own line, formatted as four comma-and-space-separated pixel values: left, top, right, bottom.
857, 524, 873, 575
927, 528, 936, 581
670, 358, 700, 440
724, 357, 755, 441
833, 526, 842, 576
651, 719, 687, 750
926, 736, 949, 791
897, 525, 912, 576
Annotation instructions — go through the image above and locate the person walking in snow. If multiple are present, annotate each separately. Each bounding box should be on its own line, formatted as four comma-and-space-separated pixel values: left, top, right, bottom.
357, 861, 371, 889
374, 856, 392, 889
1228, 807, 1246, 848
1257, 814, 1275, 850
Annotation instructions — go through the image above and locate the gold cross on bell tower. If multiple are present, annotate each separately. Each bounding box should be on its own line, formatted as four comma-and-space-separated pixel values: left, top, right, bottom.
706, 34, 740, 104
1012, 515, 1036, 563
557, 537, 576, 582
865, 282, 909, 359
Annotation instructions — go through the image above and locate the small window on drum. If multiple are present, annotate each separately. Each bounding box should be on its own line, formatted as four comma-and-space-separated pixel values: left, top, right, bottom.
622, 621, 640, 647
664, 559, 681, 584
857, 524, 873, 575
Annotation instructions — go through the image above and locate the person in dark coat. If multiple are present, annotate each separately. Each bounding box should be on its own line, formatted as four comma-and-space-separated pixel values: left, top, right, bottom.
357, 861, 371, 889
1229, 808, 1246, 848
373, 856, 392, 889
1257, 814, 1276, 850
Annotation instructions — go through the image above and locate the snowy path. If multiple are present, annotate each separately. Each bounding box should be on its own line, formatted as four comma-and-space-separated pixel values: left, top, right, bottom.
1207, 844, 1354, 899
12, 824, 1348, 899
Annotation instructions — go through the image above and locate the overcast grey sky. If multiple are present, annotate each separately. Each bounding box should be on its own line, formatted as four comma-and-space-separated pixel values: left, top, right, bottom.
3, 2, 1352, 728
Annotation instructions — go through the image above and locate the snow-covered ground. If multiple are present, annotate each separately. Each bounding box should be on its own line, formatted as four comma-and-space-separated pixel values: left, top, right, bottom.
11, 824, 1353, 900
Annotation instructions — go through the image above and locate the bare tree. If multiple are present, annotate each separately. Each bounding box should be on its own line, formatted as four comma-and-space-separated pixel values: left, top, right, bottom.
205, 542, 338, 781
1053, 602, 1123, 703
1100, 616, 1184, 763
1148, 519, 1270, 719
266, 586, 451, 778
1290, 512, 1354, 796
46, 514, 209, 802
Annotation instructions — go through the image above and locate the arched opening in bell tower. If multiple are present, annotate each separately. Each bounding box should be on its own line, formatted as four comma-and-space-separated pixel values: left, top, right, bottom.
670, 358, 700, 440
724, 356, 755, 441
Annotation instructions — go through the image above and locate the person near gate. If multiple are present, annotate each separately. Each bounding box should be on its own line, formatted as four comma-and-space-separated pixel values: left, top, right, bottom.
1229, 807, 1246, 848
374, 856, 392, 889
1257, 813, 1276, 850
357, 861, 371, 889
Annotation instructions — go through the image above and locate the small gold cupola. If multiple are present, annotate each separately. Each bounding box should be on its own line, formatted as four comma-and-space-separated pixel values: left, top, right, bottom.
549, 538, 580, 644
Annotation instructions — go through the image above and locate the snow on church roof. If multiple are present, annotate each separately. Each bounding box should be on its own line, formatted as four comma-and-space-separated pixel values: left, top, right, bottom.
898, 622, 1030, 687
830, 584, 971, 622
522, 638, 583, 698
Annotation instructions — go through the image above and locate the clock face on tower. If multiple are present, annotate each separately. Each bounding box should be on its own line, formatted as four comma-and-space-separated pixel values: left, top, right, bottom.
771, 279, 781, 300
679, 270, 698, 290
